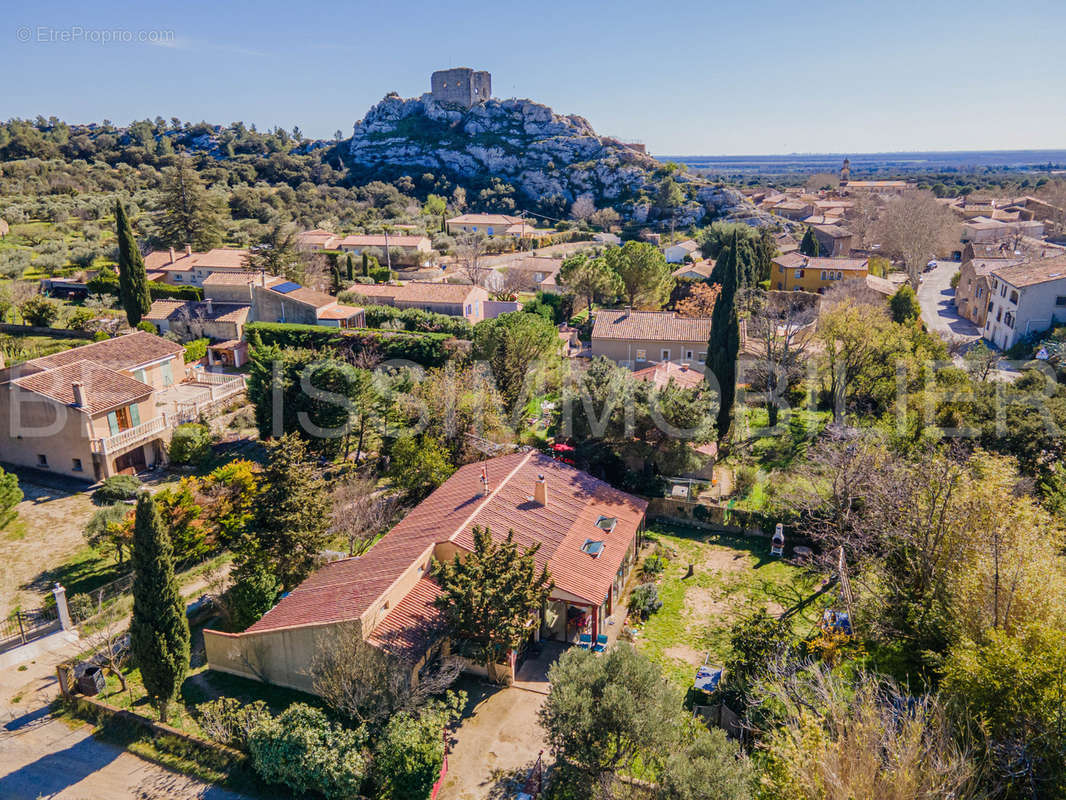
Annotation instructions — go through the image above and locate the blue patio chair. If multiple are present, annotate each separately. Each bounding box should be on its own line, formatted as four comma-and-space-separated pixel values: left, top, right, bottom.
578, 633, 592, 649
592, 634, 608, 653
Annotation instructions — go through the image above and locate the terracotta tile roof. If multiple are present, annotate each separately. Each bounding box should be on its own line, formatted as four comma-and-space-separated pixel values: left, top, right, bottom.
632, 360, 706, 390
316, 304, 364, 320
667, 240, 699, 253
144, 248, 251, 272
812, 224, 853, 238
247, 451, 647, 635
202, 271, 274, 286
367, 577, 444, 661
672, 259, 715, 279
992, 255, 1066, 288
348, 281, 483, 305
145, 299, 249, 324
18, 331, 183, 374
447, 213, 525, 226
772, 253, 868, 272
336, 235, 430, 249
591, 310, 713, 343
14, 360, 152, 414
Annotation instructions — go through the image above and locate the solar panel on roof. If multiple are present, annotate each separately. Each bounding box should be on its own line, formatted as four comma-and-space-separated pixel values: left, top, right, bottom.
270, 281, 302, 294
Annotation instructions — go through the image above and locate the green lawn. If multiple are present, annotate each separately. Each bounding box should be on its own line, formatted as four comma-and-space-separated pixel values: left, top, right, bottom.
633, 523, 826, 689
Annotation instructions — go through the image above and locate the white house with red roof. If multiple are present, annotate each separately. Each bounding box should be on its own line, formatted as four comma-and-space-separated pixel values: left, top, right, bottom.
204, 451, 647, 691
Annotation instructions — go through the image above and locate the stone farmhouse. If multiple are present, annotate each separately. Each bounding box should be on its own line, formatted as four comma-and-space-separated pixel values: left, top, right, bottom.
205, 451, 647, 691
590, 309, 712, 369
0, 332, 244, 480
294, 229, 434, 266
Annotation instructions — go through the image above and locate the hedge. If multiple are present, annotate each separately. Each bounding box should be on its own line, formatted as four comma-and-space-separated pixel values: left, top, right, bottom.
357, 304, 473, 338
87, 273, 203, 301
245, 321, 457, 366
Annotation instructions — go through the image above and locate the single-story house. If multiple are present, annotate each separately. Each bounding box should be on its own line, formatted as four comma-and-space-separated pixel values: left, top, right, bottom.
345, 281, 491, 323
446, 213, 529, 238
672, 259, 715, 281
250, 277, 364, 328
204, 451, 647, 692
664, 239, 700, 264
334, 234, 434, 265
495, 256, 563, 293
631, 360, 706, 391
590, 309, 713, 369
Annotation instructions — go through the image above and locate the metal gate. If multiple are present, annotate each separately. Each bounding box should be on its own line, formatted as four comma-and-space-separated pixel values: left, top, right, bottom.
0, 606, 60, 653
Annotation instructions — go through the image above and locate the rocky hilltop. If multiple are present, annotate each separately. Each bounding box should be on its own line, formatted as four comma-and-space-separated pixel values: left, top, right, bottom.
348, 92, 768, 226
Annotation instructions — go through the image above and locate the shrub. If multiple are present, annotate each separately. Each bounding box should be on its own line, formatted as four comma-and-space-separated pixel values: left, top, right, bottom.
92, 475, 141, 505
247, 703, 369, 799
373, 698, 461, 800
357, 303, 473, 338
183, 338, 208, 363
19, 295, 60, 327
733, 465, 758, 497
641, 554, 667, 579
629, 583, 663, 621
168, 423, 212, 465
67, 593, 95, 623
135, 320, 157, 334
195, 697, 272, 750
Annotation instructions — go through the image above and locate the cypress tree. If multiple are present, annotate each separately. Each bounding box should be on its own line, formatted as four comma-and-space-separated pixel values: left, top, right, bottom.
799, 226, 820, 257
115, 200, 151, 326
129, 493, 190, 721
708, 231, 741, 445
362, 252, 370, 277
346, 252, 355, 281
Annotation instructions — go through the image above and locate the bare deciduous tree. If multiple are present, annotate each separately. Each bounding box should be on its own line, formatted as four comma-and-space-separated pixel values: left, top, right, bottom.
743, 289, 818, 427
310, 625, 461, 725
329, 472, 398, 557
570, 193, 597, 222
455, 231, 490, 286
82, 600, 131, 693
873, 191, 958, 287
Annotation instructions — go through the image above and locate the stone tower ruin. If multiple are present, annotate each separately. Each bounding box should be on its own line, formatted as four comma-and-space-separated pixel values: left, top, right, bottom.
430, 68, 491, 109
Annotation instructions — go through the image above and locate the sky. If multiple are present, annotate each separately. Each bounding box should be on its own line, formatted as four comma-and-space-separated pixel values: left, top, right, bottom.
4, 0, 1065, 156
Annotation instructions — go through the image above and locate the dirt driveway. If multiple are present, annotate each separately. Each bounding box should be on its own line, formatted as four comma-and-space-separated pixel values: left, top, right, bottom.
0, 479, 96, 618
437, 682, 548, 800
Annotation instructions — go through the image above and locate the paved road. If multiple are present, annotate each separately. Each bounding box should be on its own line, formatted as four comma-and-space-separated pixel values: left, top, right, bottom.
917, 260, 981, 343
0, 627, 246, 799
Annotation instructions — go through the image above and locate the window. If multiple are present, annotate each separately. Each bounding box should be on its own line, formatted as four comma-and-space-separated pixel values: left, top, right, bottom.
794, 269, 804, 278
996, 308, 1002, 323
37, 454, 48, 467
1005, 312, 1015, 329
820, 270, 827, 280
133, 368, 147, 384
776, 282, 783, 290
595, 516, 617, 533
1057, 296, 1066, 307
976, 287, 983, 298
161, 361, 173, 386
685, 350, 694, 361
635, 349, 647, 361
582, 539, 606, 557
661, 349, 670, 361
72, 458, 83, 472
697, 351, 706, 362
1009, 290, 1019, 304
1000, 285, 1007, 297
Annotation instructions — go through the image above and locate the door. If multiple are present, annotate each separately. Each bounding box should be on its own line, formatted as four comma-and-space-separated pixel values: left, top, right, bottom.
113, 446, 147, 475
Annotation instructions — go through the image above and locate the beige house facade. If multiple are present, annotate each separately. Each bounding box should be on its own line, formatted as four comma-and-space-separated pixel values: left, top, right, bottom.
590, 309, 713, 368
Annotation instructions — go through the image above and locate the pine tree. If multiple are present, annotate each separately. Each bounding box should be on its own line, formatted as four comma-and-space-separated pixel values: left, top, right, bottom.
708, 231, 741, 444
129, 493, 190, 721
799, 227, 820, 257
158, 155, 224, 250
114, 200, 151, 326
248, 434, 330, 590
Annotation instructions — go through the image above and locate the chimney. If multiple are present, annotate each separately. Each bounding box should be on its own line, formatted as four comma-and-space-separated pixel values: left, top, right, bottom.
185, 244, 192, 257
169, 247, 176, 264
534, 474, 548, 506
624, 305, 632, 318
72, 382, 87, 408
480, 465, 490, 496
205, 298, 213, 314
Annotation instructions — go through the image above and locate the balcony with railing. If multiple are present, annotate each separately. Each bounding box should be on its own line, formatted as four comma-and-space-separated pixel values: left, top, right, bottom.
91, 415, 167, 455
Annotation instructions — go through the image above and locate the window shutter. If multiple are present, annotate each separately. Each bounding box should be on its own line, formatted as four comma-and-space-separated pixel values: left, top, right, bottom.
129, 404, 141, 427
107, 412, 119, 436
162, 361, 173, 386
